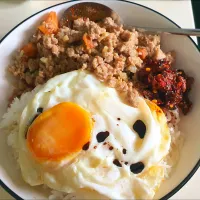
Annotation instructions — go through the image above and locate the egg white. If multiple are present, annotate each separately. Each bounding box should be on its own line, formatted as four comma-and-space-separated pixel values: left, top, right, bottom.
17, 70, 171, 199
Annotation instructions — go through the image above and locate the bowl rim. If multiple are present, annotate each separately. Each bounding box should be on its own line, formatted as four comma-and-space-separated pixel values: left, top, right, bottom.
0, 0, 199, 199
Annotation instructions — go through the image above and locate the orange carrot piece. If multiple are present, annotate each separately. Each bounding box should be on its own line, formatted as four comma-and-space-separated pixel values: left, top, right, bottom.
21, 43, 37, 57
38, 11, 58, 35
137, 47, 148, 60
83, 33, 94, 49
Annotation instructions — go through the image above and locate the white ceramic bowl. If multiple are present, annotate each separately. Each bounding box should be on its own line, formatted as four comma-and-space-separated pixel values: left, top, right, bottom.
0, 0, 199, 199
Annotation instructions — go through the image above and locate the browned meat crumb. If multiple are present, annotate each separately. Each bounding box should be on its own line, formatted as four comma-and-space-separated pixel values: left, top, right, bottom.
9, 16, 182, 109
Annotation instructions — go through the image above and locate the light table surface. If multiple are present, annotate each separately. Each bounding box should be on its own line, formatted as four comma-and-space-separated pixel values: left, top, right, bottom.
0, 0, 199, 199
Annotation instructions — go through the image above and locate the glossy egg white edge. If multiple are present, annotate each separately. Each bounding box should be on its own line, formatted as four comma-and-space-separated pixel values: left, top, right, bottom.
0, 0, 199, 199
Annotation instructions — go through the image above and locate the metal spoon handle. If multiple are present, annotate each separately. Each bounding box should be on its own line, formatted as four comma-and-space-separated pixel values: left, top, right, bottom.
134, 27, 200, 37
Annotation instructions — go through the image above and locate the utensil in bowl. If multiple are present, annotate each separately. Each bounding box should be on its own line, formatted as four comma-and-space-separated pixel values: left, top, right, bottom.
61, 2, 200, 37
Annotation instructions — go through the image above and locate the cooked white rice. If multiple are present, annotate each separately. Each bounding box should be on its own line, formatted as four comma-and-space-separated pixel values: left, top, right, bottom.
0, 87, 183, 199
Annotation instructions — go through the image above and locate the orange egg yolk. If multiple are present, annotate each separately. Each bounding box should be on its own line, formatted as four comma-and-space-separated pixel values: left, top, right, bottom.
27, 102, 92, 161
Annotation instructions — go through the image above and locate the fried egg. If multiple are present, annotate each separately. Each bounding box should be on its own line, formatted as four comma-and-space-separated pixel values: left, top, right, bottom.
17, 70, 171, 199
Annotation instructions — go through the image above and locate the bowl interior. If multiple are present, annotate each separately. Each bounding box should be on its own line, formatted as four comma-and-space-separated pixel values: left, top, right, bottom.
0, 0, 199, 199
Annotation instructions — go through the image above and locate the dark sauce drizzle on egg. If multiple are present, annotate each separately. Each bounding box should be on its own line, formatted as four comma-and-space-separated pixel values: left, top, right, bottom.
113, 159, 122, 167
130, 162, 145, 174
29, 114, 40, 125
109, 146, 114, 150
133, 120, 146, 139
37, 107, 43, 113
96, 131, 110, 143
112, 158, 145, 174
25, 107, 43, 139
86, 127, 146, 174
82, 142, 90, 151
122, 148, 127, 154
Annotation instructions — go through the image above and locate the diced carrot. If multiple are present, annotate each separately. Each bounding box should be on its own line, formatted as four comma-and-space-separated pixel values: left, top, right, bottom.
38, 25, 49, 35
21, 42, 37, 57
83, 33, 94, 49
38, 11, 58, 35
137, 47, 148, 60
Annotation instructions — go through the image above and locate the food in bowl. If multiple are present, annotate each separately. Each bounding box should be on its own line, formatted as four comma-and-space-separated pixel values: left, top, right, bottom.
0, 10, 194, 200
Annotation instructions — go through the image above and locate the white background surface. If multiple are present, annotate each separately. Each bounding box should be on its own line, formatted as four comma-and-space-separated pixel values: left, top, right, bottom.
0, 0, 199, 199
